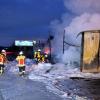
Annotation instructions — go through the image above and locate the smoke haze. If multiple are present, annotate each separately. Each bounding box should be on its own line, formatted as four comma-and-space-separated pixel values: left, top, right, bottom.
50, 0, 100, 64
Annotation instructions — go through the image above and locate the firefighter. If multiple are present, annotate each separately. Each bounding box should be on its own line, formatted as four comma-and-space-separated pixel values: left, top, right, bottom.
44, 54, 49, 63
34, 49, 41, 64
40, 54, 45, 63
34, 51, 37, 59
0, 49, 7, 74
16, 51, 26, 76
1, 49, 6, 56
37, 49, 41, 63
34, 50, 38, 63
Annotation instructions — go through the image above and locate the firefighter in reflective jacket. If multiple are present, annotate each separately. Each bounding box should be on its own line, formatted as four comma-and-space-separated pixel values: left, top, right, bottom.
40, 54, 45, 63
0, 49, 7, 74
16, 51, 26, 76
44, 54, 49, 63
34, 49, 41, 63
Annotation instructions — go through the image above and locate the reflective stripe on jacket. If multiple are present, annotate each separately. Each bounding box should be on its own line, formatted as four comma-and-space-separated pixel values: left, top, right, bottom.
34, 52, 37, 58
37, 52, 41, 58
0, 54, 5, 64
16, 55, 25, 67
34, 52, 41, 58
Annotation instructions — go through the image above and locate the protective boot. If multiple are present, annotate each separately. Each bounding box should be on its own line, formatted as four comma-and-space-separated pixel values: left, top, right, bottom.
19, 72, 23, 76
22, 71, 25, 76
0, 67, 4, 75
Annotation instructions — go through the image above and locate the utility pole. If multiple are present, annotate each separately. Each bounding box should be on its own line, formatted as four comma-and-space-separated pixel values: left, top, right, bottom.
63, 30, 65, 54
48, 32, 54, 62
98, 31, 100, 70
33, 40, 36, 58
49, 33, 51, 62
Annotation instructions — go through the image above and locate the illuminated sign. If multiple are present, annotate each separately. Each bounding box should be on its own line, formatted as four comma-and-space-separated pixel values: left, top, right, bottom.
15, 40, 34, 46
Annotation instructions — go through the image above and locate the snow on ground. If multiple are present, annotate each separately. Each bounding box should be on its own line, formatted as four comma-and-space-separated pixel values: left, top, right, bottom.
29, 62, 100, 80
9, 58, 100, 79
8, 59, 100, 100
9, 59, 36, 74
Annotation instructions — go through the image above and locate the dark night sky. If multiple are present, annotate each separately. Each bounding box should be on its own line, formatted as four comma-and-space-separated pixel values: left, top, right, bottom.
0, 0, 66, 46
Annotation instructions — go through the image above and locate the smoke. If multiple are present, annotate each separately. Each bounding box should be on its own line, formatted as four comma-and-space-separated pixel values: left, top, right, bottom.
64, 0, 100, 14
65, 13, 100, 45
50, 0, 100, 64
62, 47, 80, 65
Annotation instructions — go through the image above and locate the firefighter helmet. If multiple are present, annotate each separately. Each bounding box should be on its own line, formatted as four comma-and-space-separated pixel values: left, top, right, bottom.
38, 49, 41, 52
45, 54, 48, 57
1, 49, 6, 53
19, 51, 23, 55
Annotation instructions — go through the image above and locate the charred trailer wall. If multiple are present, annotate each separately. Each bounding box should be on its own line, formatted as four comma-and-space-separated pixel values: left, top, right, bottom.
81, 30, 100, 73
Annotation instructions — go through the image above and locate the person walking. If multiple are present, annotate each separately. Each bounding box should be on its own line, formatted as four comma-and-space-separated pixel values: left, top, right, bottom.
0, 49, 7, 74
16, 51, 26, 76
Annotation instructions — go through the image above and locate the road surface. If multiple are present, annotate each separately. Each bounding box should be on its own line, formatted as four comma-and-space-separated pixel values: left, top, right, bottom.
0, 72, 62, 100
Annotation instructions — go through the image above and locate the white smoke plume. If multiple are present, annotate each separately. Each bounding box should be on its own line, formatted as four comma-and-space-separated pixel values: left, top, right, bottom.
65, 13, 100, 45
64, 0, 100, 14
62, 47, 80, 65
50, 0, 100, 64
